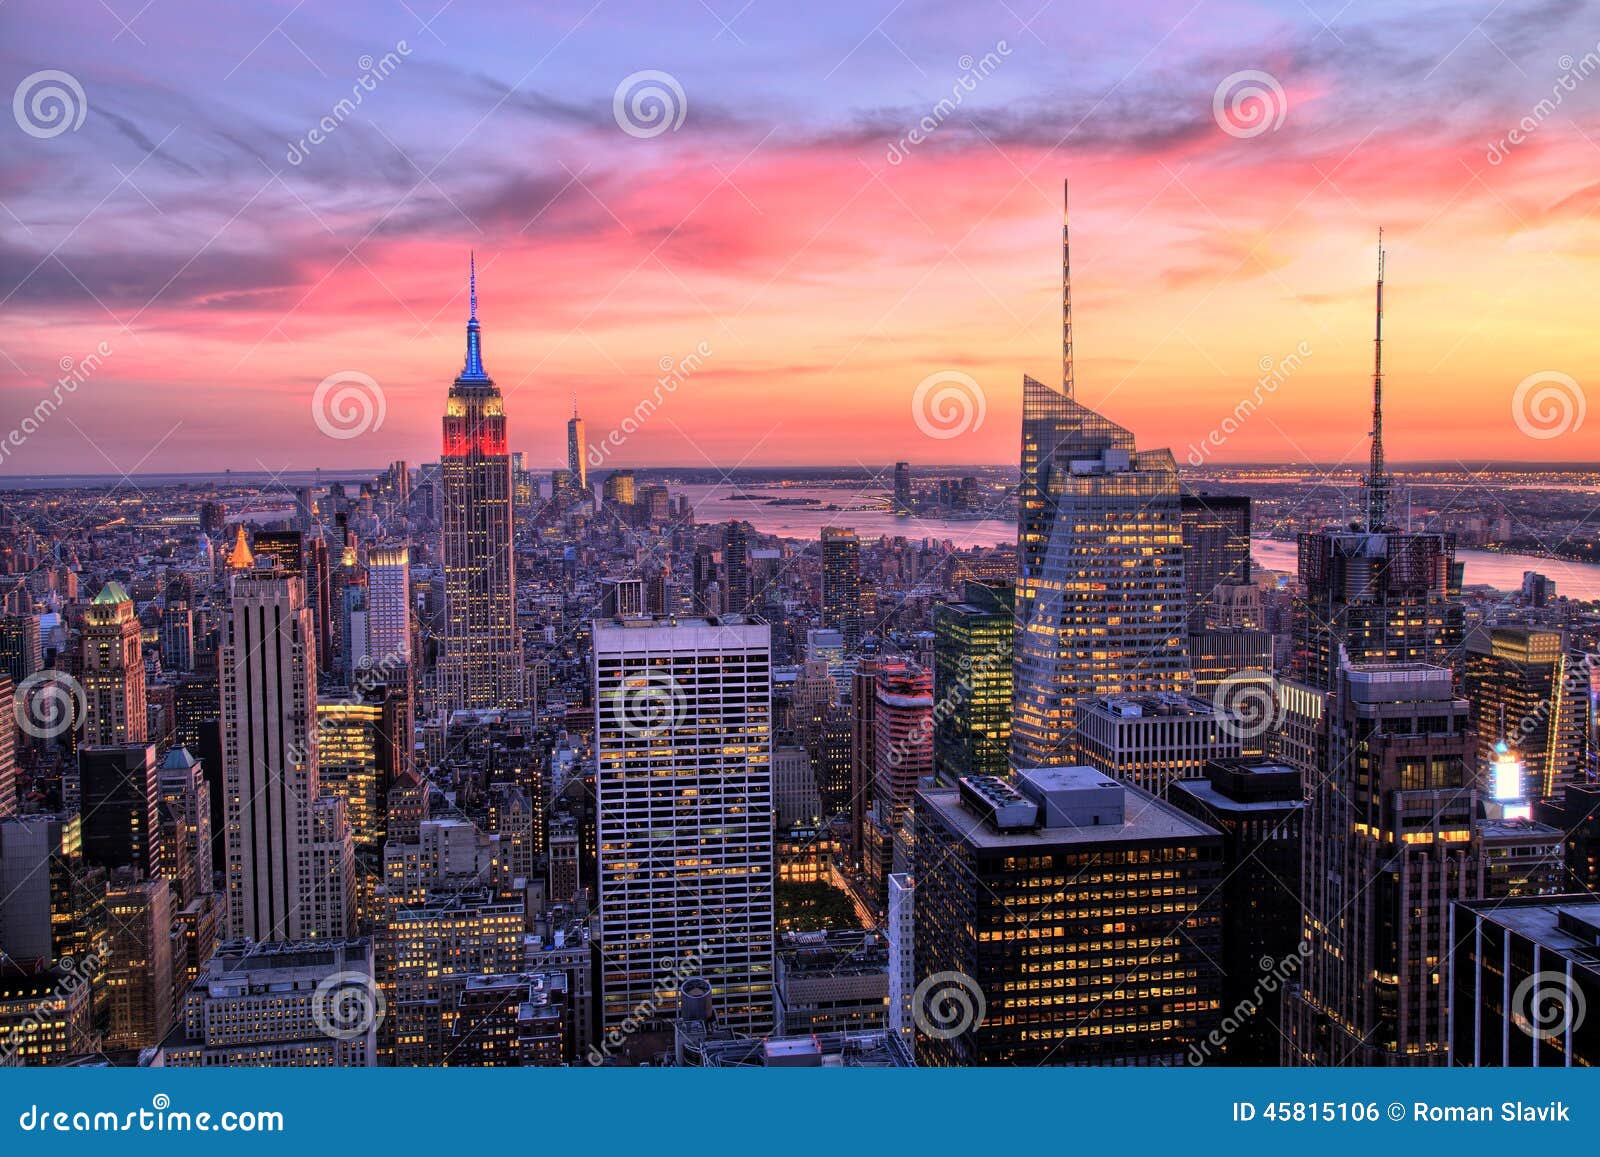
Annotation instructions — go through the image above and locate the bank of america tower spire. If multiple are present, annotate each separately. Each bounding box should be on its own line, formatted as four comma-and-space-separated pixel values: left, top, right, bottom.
1011, 182, 1192, 766
440, 255, 523, 711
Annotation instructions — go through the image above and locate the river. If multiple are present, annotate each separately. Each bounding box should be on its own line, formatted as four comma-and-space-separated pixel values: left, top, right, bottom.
684, 485, 1600, 599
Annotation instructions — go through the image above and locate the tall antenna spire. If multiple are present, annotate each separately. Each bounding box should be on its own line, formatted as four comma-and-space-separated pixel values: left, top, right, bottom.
1364, 229, 1390, 531
571, 389, 578, 420
1062, 179, 1073, 398
460, 252, 488, 381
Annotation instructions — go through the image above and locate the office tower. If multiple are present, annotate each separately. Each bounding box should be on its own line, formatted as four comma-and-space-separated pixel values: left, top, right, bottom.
0, 959, 96, 1065
1521, 570, 1557, 606
1012, 188, 1190, 768
366, 543, 412, 666
724, 521, 751, 614
305, 535, 332, 675
931, 581, 1014, 784
597, 576, 645, 618
1534, 783, 1600, 892
886, 872, 914, 1049
914, 768, 1223, 1065
198, 499, 226, 537
1168, 759, 1305, 1066
0, 675, 13, 819
78, 742, 161, 879
1187, 626, 1274, 699
305, 796, 356, 939
848, 656, 881, 864
567, 399, 587, 495
1449, 898, 1600, 1067
1075, 694, 1242, 795
602, 470, 636, 507
81, 582, 147, 746
1, 813, 102, 964
157, 747, 213, 897
160, 598, 193, 673
317, 699, 396, 855
773, 746, 820, 826
774, 929, 889, 1035
440, 260, 522, 713
1290, 248, 1461, 691
820, 526, 863, 652
104, 873, 175, 1050
1180, 493, 1251, 633
893, 461, 912, 514
0, 614, 42, 684
251, 529, 305, 577
221, 569, 321, 942
872, 663, 932, 827
593, 616, 774, 1034
339, 573, 370, 684
1287, 662, 1485, 1066
161, 938, 379, 1066
816, 708, 853, 824
1464, 625, 1587, 801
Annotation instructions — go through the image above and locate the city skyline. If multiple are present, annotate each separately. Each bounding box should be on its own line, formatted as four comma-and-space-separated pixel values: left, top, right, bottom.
4, 2, 1599, 473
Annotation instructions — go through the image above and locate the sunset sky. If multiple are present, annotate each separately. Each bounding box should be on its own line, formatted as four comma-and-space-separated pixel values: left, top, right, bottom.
2, 0, 1597, 475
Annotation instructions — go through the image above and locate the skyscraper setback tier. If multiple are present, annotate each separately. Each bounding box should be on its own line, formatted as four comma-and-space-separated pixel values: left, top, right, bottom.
440, 259, 523, 712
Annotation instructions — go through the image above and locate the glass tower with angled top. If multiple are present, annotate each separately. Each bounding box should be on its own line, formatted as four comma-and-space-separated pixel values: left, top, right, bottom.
1011, 183, 1192, 767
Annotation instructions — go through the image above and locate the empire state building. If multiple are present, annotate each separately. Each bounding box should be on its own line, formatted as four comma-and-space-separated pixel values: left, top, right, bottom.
440, 257, 523, 711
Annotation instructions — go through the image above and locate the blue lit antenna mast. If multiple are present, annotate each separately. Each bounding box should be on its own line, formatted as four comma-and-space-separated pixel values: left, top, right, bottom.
1364, 230, 1391, 531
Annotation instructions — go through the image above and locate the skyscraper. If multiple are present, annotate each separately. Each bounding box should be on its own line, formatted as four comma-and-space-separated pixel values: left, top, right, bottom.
365, 542, 412, 666
1012, 184, 1191, 767
1285, 662, 1509, 1066
567, 397, 587, 496
441, 257, 523, 712
78, 743, 162, 879
82, 581, 146, 746
1288, 243, 1462, 693
221, 568, 321, 942
820, 526, 863, 652
0, 675, 13, 819
914, 768, 1223, 1065
593, 616, 774, 1034
931, 581, 1014, 784
1463, 625, 1588, 802
1179, 492, 1251, 633
724, 521, 751, 614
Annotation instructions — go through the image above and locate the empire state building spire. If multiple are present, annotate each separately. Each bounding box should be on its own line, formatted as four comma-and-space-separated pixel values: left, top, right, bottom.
460, 251, 489, 382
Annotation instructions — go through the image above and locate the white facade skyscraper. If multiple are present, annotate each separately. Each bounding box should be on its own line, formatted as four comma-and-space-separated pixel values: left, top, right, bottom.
593, 616, 775, 1034
222, 568, 322, 941
366, 543, 411, 666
